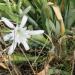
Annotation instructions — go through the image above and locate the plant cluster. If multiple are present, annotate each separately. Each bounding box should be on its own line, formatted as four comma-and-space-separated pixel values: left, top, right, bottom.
0, 0, 75, 75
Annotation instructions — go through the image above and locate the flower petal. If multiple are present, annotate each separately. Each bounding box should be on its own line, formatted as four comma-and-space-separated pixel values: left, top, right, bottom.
1, 17, 15, 29
21, 40, 29, 50
15, 35, 21, 44
3, 33, 13, 41
20, 15, 28, 27
8, 42, 17, 55
23, 31, 31, 38
28, 30, 44, 35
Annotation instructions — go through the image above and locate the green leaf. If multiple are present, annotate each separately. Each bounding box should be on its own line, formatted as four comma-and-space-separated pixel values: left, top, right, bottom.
21, 6, 31, 16
42, 3, 51, 19
55, 20, 60, 35
0, 3, 19, 23
3, 0, 12, 12
48, 19, 56, 32
31, 35, 47, 43
46, 19, 51, 36
28, 16, 38, 27
17, 0, 22, 12
12, 53, 39, 64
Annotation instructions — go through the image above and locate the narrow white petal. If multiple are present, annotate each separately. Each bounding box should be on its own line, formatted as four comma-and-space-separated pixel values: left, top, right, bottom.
28, 30, 44, 35
20, 15, 28, 27
15, 36, 21, 44
3, 33, 13, 41
24, 30, 31, 38
15, 33, 21, 44
25, 34, 31, 38
8, 42, 17, 55
1, 17, 15, 29
21, 40, 29, 50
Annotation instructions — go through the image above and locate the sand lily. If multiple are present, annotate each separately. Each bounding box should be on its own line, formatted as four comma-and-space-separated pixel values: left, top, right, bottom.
1, 15, 44, 55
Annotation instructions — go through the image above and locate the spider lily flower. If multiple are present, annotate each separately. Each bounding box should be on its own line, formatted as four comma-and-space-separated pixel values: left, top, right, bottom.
1, 15, 44, 55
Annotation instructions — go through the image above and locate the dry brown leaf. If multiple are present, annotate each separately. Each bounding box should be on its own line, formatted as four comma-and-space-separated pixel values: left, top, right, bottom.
52, 5, 63, 21
48, 2, 65, 35
0, 55, 9, 69
37, 64, 49, 75
60, 20, 65, 35
47, 2, 54, 5
0, 55, 8, 62
0, 63, 7, 69
52, 5, 65, 35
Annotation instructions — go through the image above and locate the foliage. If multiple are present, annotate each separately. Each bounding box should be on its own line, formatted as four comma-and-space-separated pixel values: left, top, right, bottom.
0, 0, 75, 75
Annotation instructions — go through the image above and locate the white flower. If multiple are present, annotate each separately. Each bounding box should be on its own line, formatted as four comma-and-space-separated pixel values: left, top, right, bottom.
1, 15, 44, 55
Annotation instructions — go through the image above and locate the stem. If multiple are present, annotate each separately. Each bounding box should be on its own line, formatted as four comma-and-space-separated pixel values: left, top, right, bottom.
8, 55, 20, 75
32, 39, 48, 66
71, 51, 75, 75
19, 46, 36, 75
